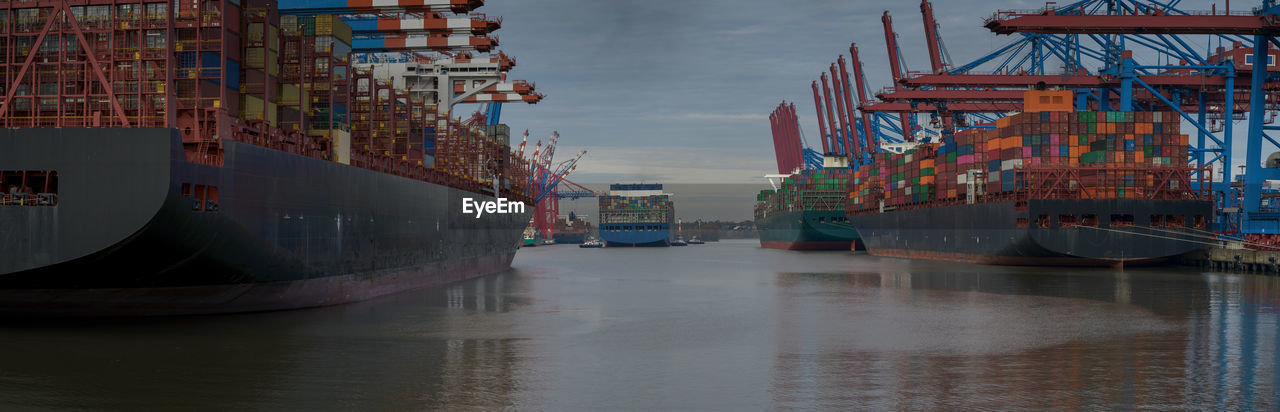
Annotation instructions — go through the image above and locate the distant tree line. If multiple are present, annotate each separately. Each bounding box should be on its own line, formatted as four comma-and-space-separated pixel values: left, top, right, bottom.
681, 219, 757, 240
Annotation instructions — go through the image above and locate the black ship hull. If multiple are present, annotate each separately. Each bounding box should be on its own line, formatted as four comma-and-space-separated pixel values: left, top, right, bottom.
848, 199, 1212, 266
553, 232, 586, 244
0, 128, 530, 316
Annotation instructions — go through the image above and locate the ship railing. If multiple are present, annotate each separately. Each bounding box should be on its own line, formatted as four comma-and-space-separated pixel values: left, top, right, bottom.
0, 193, 57, 206
1020, 165, 1210, 201
846, 190, 1026, 216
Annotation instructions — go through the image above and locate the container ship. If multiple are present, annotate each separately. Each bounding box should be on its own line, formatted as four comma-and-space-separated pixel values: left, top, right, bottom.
552, 212, 592, 244
845, 90, 1212, 266
598, 183, 674, 247
755, 159, 863, 250
0, 1, 542, 315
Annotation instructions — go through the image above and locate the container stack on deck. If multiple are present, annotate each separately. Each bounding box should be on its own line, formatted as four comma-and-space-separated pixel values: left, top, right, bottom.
0, 0, 534, 201
599, 194, 674, 224
0, 0, 555, 315
849, 109, 1196, 213
755, 168, 854, 218
841, 92, 1210, 265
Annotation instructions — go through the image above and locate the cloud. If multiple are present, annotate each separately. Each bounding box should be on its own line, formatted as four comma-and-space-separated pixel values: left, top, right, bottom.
561, 146, 774, 184
481, 1, 1050, 183
654, 113, 769, 122
716, 27, 768, 37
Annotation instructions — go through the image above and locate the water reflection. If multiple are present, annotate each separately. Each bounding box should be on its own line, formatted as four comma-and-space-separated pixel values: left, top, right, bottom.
0, 241, 1277, 409
770, 266, 1279, 409
0, 270, 535, 411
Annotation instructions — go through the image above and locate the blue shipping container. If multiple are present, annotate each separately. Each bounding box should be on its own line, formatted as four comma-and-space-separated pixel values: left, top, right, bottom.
225, 60, 240, 90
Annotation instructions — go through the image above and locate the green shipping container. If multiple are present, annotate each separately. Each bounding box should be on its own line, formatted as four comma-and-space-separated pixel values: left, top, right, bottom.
1081, 151, 1106, 164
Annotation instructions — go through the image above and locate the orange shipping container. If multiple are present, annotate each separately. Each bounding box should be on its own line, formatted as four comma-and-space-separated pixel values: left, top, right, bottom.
1023, 90, 1073, 112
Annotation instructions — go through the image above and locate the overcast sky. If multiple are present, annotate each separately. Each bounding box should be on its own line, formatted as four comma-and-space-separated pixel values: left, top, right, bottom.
479, 0, 1233, 184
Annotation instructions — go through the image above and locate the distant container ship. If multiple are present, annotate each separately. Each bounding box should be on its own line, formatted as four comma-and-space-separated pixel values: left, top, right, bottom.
552, 212, 592, 244
755, 158, 862, 251
599, 183, 674, 247
845, 90, 1212, 266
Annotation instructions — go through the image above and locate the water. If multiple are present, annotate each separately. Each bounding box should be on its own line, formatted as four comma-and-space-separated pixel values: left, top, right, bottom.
0, 240, 1277, 410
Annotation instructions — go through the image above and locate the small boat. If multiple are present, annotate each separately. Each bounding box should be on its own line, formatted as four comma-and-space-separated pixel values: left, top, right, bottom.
671, 236, 688, 246
579, 237, 604, 248
688, 236, 705, 245
522, 225, 538, 247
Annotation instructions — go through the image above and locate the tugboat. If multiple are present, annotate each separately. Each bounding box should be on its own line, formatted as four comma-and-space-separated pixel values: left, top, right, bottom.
579, 237, 604, 248
671, 218, 689, 246
522, 225, 538, 247
688, 236, 705, 245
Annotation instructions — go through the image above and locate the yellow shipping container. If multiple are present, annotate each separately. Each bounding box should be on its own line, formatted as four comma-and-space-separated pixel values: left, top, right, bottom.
247, 23, 261, 43
246, 48, 265, 69
278, 84, 308, 108
268, 25, 280, 51
268, 49, 279, 76
243, 95, 279, 126
279, 84, 298, 105
280, 15, 299, 34
241, 94, 265, 120
332, 130, 351, 164
315, 15, 354, 44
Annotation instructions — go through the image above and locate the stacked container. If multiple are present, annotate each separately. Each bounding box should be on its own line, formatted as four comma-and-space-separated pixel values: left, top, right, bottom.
754, 168, 856, 220
599, 194, 675, 224
848, 111, 1193, 213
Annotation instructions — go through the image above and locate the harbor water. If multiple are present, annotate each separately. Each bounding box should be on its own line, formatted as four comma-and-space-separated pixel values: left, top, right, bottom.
0, 240, 1276, 409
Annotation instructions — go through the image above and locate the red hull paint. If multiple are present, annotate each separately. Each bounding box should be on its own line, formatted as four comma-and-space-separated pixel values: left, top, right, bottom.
761, 240, 861, 251
0, 252, 518, 317
868, 248, 1167, 267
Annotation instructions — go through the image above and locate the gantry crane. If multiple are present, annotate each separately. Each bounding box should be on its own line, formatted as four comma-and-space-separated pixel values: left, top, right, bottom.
844, 0, 1280, 242
523, 131, 588, 241
975, 0, 1280, 243
769, 102, 823, 174
272, 0, 541, 155
772, 0, 1280, 243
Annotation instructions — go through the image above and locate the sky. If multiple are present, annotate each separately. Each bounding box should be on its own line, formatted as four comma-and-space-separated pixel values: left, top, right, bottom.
477, 0, 1239, 184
